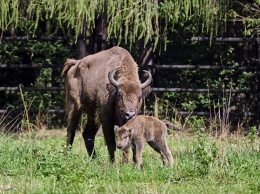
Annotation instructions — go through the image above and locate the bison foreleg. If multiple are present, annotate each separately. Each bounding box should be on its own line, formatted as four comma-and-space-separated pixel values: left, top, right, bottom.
82, 118, 99, 159
102, 122, 117, 164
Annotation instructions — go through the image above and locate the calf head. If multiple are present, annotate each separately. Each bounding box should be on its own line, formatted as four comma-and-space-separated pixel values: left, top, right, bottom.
109, 68, 152, 125
115, 127, 133, 149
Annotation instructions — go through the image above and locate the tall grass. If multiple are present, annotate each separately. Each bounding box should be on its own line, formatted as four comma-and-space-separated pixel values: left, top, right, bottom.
1, 89, 259, 193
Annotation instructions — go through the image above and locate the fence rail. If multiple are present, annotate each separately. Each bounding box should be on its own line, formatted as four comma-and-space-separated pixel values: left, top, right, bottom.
152, 88, 252, 93
0, 64, 63, 68
1, 64, 259, 70
2, 35, 260, 42
0, 86, 253, 94
0, 109, 66, 114
155, 65, 259, 70
1, 109, 257, 117
1, 36, 75, 41
0, 87, 64, 91
191, 37, 260, 42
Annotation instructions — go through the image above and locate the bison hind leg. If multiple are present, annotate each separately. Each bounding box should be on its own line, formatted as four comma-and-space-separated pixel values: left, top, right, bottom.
66, 104, 82, 147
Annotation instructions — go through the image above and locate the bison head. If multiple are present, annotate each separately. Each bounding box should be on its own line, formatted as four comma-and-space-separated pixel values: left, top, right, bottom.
108, 68, 152, 125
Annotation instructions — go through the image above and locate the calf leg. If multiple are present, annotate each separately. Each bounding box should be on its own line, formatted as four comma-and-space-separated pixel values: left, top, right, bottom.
82, 117, 100, 159
122, 146, 130, 164
133, 142, 144, 168
132, 147, 137, 163
148, 141, 168, 165
148, 141, 173, 166
162, 144, 174, 166
66, 104, 81, 146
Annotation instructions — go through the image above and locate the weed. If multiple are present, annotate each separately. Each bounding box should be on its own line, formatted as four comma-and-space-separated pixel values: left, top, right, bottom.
185, 115, 206, 133
248, 126, 257, 143
192, 136, 218, 176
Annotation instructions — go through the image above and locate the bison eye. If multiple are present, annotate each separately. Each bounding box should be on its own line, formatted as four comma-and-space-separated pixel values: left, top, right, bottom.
117, 91, 123, 97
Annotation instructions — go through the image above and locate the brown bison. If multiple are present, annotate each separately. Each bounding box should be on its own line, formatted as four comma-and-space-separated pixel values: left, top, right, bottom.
115, 115, 174, 168
61, 46, 152, 163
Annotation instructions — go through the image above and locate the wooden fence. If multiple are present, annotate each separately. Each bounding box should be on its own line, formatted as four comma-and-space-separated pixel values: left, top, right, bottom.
1, 36, 260, 118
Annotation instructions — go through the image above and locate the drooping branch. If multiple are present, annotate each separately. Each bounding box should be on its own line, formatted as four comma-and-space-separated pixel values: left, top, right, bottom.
0, 0, 234, 49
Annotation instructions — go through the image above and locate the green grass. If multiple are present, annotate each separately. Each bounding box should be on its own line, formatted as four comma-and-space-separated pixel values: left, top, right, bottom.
0, 129, 259, 194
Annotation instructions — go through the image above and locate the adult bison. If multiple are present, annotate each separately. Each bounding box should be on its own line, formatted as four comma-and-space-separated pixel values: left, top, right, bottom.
61, 46, 152, 163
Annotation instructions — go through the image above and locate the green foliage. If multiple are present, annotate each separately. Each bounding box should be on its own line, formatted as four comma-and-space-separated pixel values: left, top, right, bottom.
185, 116, 206, 133
192, 136, 218, 176
0, 40, 74, 127
248, 126, 257, 143
181, 101, 197, 112
152, 38, 258, 121
232, 1, 260, 37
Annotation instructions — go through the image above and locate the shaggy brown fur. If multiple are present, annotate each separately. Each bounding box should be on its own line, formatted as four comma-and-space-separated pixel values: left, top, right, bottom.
116, 115, 174, 168
61, 46, 152, 163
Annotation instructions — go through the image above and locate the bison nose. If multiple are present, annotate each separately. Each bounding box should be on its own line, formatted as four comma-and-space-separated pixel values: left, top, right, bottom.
125, 111, 135, 120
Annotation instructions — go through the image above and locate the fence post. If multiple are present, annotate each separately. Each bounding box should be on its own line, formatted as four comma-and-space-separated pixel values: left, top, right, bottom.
257, 39, 260, 131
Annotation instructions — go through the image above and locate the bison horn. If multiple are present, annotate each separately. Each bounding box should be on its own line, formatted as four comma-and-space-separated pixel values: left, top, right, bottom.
108, 68, 152, 89
108, 68, 119, 88
141, 70, 152, 89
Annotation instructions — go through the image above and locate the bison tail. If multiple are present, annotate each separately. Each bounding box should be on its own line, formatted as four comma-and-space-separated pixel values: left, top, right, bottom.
163, 120, 183, 132
61, 59, 80, 114
61, 59, 78, 79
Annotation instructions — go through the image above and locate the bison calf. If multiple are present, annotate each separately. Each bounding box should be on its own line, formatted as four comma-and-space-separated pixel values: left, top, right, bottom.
115, 115, 174, 168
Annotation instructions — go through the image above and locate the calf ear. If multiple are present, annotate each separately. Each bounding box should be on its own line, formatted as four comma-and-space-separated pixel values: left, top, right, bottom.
114, 126, 119, 133
128, 128, 134, 134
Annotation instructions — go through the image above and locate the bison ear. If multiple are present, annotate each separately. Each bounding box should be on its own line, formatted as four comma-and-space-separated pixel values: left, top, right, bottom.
106, 83, 117, 95
141, 86, 152, 98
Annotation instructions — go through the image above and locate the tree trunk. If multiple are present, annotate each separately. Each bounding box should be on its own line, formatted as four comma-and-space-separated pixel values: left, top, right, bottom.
76, 36, 87, 59
93, 12, 108, 53
140, 40, 156, 86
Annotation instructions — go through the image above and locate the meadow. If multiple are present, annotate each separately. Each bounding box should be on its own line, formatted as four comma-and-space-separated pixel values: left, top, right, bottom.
0, 126, 259, 194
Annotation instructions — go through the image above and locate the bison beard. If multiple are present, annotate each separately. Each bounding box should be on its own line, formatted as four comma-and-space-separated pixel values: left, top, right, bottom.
61, 46, 152, 163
